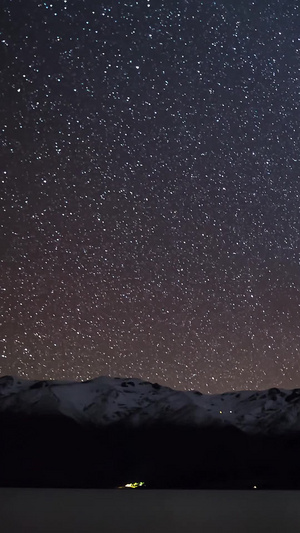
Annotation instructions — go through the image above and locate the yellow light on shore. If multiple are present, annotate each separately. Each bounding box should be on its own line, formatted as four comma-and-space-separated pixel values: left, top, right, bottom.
118, 482, 145, 489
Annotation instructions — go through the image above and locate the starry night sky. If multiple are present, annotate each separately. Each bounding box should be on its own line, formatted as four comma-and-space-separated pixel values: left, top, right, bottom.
1, 0, 300, 393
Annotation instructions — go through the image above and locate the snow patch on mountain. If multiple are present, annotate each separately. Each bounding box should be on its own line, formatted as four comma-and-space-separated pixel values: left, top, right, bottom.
1, 375, 300, 434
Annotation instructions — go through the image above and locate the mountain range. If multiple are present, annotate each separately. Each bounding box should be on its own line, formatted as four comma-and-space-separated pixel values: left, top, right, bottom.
1, 375, 300, 489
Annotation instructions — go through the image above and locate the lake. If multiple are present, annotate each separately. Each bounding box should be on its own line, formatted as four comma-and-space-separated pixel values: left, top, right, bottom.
1, 488, 300, 532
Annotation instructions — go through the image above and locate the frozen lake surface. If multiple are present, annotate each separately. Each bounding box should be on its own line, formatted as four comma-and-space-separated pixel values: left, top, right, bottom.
2, 488, 300, 532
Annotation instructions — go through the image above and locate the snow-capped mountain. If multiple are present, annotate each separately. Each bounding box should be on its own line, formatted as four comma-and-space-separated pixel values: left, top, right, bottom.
1, 374, 300, 435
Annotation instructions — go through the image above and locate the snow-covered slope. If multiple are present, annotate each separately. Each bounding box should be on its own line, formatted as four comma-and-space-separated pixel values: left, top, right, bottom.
1, 375, 300, 434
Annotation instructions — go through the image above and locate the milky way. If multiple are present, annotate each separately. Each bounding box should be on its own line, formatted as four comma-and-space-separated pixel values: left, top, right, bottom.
1, 1, 300, 393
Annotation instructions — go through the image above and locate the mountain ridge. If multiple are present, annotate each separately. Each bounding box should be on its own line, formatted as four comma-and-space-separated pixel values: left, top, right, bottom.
2, 375, 300, 488
1, 374, 300, 435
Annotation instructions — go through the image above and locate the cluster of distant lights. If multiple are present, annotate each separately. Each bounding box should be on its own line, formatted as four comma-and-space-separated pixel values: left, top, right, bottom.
117, 481, 259, 489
